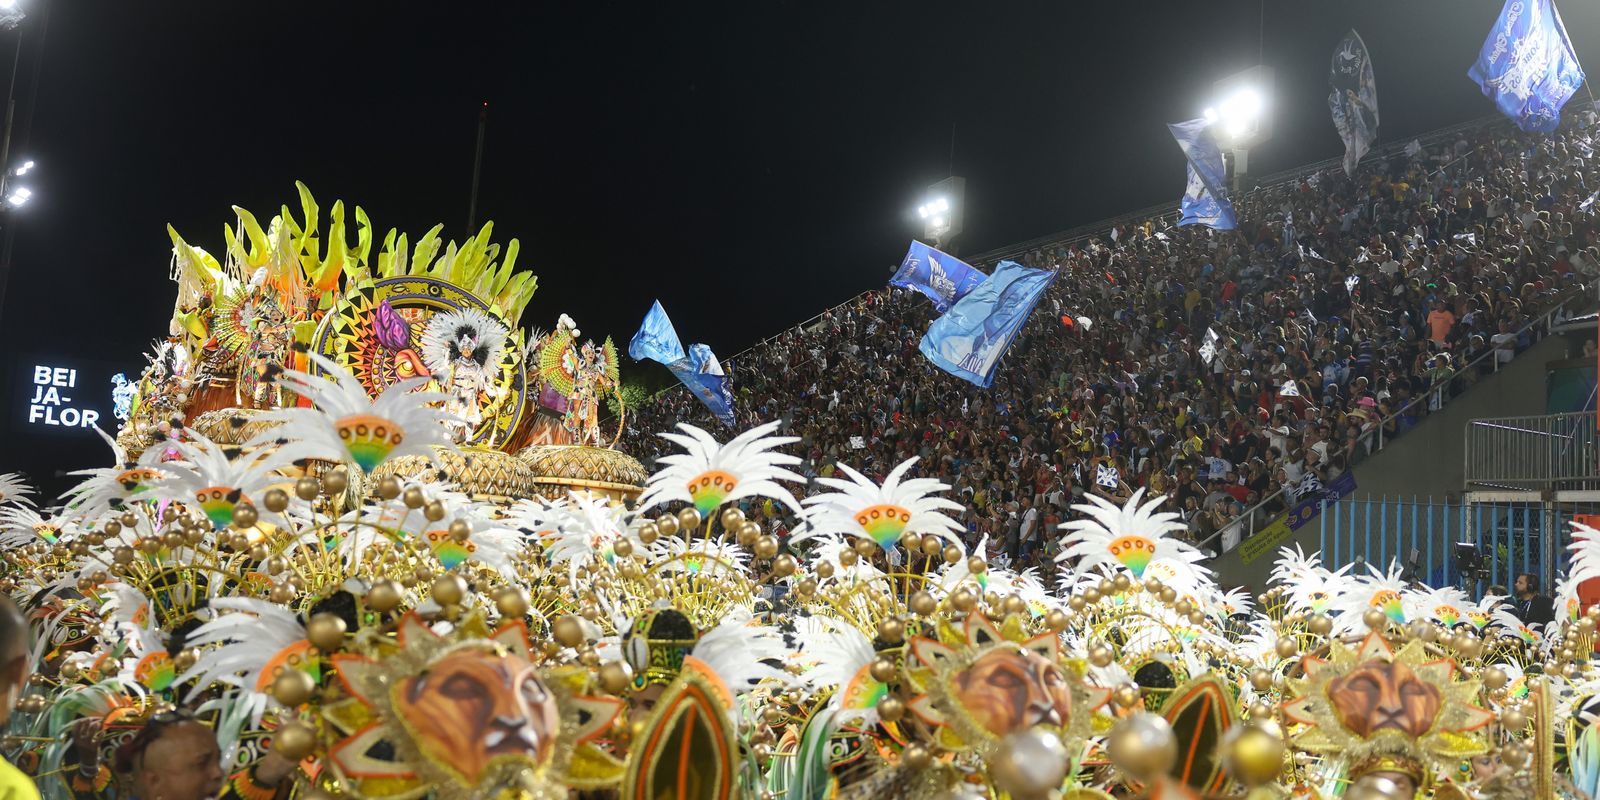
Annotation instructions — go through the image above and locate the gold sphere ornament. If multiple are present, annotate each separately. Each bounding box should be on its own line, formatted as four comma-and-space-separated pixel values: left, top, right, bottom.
772, 554, 798, 578
755, 536, 780, 559
854, 538, 878, 557
837, 548, 858, 567
1500, 741, 1530, 768
1306, 614, 1332, 636
598, 660, 634, 695
447, 519, 472, 543
173, 649, 199, 672
637, 522, 660, 544
1362, 608, 1387, 631
1274, 637, 1298, 659
1113, 573, 1133, 593
1221, 722, 1286, 788
815, 559, 836, 580
1046, 609, 1070, 631
120, 510, 140, 528
232, 503, 260, 530
295, 477, 320, 501
1098, 578, 1116, 596
909, 590, 937, 616
423, 500, 447, 522
431, 574, 467, 606
1068, 596, 1087, 612
401, 485, 426, 509
1144, 577, 1163, 593
612, 537, 634, 559
922, 536, 943, 557
375, 478, 401, 500
1113, 684, 1142, 709
495, 588, 530, 619
870, 658, 898, 683
1088, 644, 1114, 668
900, 532, 922, 554
876, 696, 906, 722
1106, 712, 1179, 783
1083, 588, 1102, 604
272, 669, 317, 707
103, 520, 122, 537
677, 506, 703, 531
943, 545, 963, 564
950, 589, 977, 612
877, 618, 905, 644
1159, 587, 1178, 604
1345, 774, 1409, 800
967, 556, 987, 574
656, 514, 680, 537
796, 578, 817, 596
248, 544, 271, 562
263, 488, 291, 513
1482, 665, 1509, 690
365, 579, 402, 613
272, 720, 318, 761
554, 616, 586, 648
268, 583, 297, 605
306, 613, 348, 652
902, 743, 932, 770
720, 507, 745, 530
992, 728, 1070, 799
1249, 669, 1274, 691
323, 469, 349, 496
1501, 706, 1528, 731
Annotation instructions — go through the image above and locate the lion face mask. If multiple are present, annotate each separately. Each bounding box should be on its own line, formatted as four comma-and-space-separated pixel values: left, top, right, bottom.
949, 646, 1074, 737
391, 649, 562, 787
1324, 659, 1442, 739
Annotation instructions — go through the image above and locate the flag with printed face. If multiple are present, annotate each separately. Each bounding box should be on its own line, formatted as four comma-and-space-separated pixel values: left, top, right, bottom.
919, 261, 1055, 388
890, 240, 987, 313
1468, 0, 1586, 133
1329, 30, 1380, 176
628, 301, 735, 427
1168, 118, 1238, 230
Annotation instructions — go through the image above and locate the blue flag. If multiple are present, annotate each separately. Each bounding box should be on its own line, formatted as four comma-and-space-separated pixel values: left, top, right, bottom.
918, 261, 1055, 388
1168, 118, 1238, 230
1330, 29, 1380, 176
1468, 0, 1586, 133
890, 240, 987, 313
628, 300, 686, 364
628, 301, 735, 427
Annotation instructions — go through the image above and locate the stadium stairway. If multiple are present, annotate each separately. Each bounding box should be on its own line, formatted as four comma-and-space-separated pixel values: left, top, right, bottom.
1210, 328, 1588, 591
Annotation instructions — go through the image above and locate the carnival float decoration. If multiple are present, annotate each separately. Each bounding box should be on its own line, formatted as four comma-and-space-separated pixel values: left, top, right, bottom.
3, 185, 1599, 800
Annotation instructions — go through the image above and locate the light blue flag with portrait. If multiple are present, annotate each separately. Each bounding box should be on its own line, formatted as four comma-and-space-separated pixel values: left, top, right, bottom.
1168, 118, 1238, 230
890, 240, 987, 313
918, 261, 1055, 388
1468, 0, 1586, 133
628, 300, 686, 364
629, 301, 735, 426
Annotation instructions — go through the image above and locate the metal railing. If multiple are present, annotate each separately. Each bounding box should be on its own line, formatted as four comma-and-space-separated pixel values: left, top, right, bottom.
1200, 283, 1595, 556
1314, 496, 1591, 594
1466, 412, 1600, 490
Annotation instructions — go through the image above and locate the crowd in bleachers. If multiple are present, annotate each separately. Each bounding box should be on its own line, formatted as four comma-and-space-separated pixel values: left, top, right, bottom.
624, 107, 1600, 573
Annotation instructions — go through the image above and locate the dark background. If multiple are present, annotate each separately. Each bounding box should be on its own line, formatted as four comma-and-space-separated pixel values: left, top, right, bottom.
2, 1, 1598, 493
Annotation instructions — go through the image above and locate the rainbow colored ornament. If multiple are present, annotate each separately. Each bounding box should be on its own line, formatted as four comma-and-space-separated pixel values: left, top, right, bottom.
852, 504, 913, 551
335, 414, 406, 472
685, 470, 738, 516
1106, 535, 1155, 578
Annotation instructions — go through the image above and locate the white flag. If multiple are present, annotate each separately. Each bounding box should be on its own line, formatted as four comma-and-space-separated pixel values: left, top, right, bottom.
1199, 327, 1220, 365
1279, 379, 1301, 397
1095, 464, 1121, 489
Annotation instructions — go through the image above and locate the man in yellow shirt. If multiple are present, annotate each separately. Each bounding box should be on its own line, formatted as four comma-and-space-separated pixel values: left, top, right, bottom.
0, 596, 39, 800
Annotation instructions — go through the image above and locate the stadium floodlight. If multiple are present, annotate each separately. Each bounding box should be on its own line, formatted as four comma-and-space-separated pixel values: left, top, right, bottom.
915, 179, 964, 248
1204, 65, 1275, 191
13, 160, 31, 176
6, 186, 30, 206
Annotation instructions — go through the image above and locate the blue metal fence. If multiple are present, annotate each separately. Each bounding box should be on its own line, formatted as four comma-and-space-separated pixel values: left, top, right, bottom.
1317, 497, 1598, 592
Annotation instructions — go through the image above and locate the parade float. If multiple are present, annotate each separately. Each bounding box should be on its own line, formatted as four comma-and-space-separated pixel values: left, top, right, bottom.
1, 185, 1598, 800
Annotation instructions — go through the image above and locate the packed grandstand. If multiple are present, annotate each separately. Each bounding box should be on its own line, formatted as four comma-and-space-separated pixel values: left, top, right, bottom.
625, 103, 1600, 577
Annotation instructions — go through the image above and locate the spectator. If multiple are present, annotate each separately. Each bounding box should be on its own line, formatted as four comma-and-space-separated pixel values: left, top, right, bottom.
0, 596, 38, 800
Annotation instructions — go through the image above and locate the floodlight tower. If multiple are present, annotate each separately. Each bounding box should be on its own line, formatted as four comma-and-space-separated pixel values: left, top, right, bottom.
1203, 65, 1275, 193
916, 175, 966, 251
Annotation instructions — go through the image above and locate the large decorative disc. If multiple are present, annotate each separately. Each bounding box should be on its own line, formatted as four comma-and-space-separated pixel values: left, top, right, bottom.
312, 276, 527, 446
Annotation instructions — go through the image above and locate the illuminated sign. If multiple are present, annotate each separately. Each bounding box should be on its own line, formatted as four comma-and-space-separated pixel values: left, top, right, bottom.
10, 354, 130, 436
27, 365, 99, 428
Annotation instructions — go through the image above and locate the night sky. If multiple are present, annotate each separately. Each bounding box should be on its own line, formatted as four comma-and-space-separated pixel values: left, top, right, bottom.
2, 1, 1599, 491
